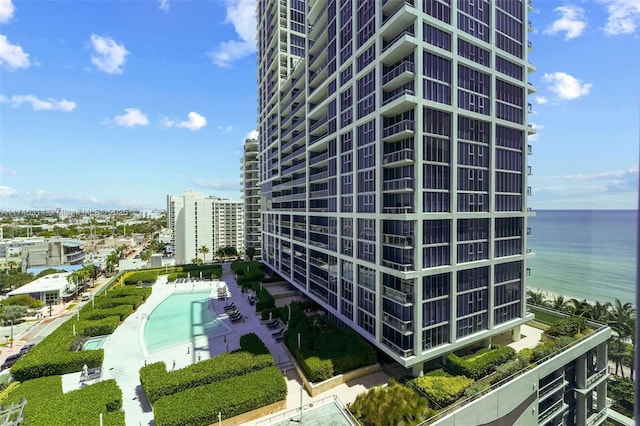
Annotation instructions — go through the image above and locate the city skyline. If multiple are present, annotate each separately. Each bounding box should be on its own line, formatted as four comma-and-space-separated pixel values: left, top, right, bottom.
1, 0, 639, 211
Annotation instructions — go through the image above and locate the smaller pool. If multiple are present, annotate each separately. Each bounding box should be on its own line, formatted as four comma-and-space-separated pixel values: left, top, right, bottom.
83, 335, 108, 350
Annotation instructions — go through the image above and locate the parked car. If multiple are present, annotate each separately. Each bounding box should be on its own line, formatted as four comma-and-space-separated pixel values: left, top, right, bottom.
19, 343, 35, 355
1, 354, 21, 371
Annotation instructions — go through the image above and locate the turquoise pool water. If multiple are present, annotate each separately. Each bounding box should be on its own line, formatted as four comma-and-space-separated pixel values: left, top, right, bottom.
83, 335, 108, 350
143, 290, 227, 353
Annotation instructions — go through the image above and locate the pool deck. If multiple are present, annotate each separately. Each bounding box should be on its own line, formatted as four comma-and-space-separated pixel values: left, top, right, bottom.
61, 263, 388, 425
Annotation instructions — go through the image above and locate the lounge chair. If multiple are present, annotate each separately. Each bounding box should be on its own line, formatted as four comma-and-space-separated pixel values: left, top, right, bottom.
231, 315, 244, 323
266, 319, 278, 327
275, 335, 284, 342
224, 303, 236, 311
271, 329, 284, 337
267, 322, 280, 330
227, 308, 241, 316
229, 312, 242, 320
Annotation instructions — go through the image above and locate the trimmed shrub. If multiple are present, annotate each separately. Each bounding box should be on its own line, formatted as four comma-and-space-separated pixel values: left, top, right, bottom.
83, 305, 134, 322
544, 316, 588, 338
92, 295, 144, 310
412, 375, 474, 407
123, 270, 158, 285
349, 380, 432, 425
108, 286, 152, 300
238, 333, 269, 355
140, 341, 274, 403
297, 349, 334, 382
153, 367, 286, 426
446, 346, 516, 380
463, 380, 490, 398
2, 376, 125, 426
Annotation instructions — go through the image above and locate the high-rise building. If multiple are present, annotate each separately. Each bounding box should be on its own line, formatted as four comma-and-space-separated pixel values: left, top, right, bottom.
166, 191, 244, 264
257, 0, 538, 375
242, 137, 262, 260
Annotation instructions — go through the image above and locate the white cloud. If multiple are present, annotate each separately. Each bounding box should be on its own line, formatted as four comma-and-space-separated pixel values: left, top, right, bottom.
598, 0, 640, 35
90, 34, 129, 74
110, 108, 149, 128
542, 72, 592, 100
159, 0, 169, 11
208, 0, 256, 67
1, 94, 77, 111
535, 96, 548, 105
0, 0, 15, 23
217, 125, 233, 134
544, 6, 588, 40
0, 186, 17, 197
159, 112, 207, 131
0, 35, 30, 70
245, 129, 258, 140
176, 112, 207, 131
0, 166, 17, 175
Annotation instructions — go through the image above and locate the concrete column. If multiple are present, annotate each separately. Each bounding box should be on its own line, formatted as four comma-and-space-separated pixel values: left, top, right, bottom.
412, 362, 424, 378
597, 342, 607, 371
575, 392, 587, 426
576, 354, 587, 389
596, 381, 607, 412
512, 324, 522, 342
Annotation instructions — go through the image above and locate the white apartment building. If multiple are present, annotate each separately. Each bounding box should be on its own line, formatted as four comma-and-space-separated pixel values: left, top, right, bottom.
167, 191, 244, 265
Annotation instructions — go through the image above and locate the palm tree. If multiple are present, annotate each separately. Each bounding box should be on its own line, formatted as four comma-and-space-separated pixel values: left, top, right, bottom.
607, 298, 635, 343
585, 301, 611, 323
609, 338, 628, 378
550, 294, 571, 313
105, 252, 119, 274
198, 246, 210, 263
526, 289, 548, 307
569, 298, 591, 317
82, 264, 99, 288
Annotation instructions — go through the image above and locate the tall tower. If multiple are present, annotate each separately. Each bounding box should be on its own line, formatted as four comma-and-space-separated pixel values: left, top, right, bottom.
242, 137, 262, 260
257, 0, 536, 374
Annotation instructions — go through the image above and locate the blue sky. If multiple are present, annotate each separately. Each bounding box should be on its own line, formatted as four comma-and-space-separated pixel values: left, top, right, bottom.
0, 0, 638, 211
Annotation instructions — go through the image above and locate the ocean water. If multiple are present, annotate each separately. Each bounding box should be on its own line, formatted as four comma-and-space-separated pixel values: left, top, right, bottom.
527, 210, 637, 306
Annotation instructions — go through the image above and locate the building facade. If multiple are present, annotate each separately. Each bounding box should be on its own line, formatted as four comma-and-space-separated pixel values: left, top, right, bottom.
166, 191, 244, 265
257, 0, 537, 374
242, 137, 262, 260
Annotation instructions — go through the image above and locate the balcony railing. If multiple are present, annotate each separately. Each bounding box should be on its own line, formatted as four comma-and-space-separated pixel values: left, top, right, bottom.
383, 312, 414, 334
382, 258, 414, 271
383, 286, 414, 304
538, 375, 566, 399
382, 60, 415, 86
383, 148, 414, 165
382, 205, 414, 214
382, 29, 415, 53
383, 119, 414, 139
383, 234, 413, 246
383, 177, 414, 191
382, 337, 414, 358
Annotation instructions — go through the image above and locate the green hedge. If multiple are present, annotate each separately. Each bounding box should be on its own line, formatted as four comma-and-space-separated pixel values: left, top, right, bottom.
544, 316, 588, 338
93, 295, 144, 310
446, 346, 516, 380
80, 316, 120, 337
140, 352, 275, 403
123, 270, 158, 285
83, 305, 134, 322
531, 336, 575, 362
285, 306, 377, 383
297, 348, 334, 382
140, 334, 274, 403
108, 286, 152, 300
153, 367, 286, 426
238, 333, 269, 355
412, 375, 474, 407
2, 376, 125, 426
255, 287, 275, 312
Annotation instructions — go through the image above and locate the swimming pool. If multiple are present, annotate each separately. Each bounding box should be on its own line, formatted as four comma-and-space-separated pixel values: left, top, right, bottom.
143, 290, 229, 354
83, 335, 108, 350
